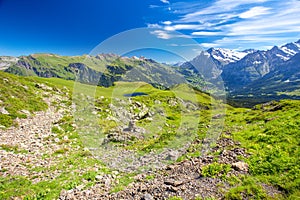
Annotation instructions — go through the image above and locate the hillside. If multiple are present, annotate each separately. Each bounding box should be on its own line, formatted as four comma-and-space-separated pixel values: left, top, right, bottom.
0, 71, 299, 199
1, 53, 196, 90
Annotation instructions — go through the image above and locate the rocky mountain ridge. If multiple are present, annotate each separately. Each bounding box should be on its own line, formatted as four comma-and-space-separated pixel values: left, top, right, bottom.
220, 39, 300, 91
177, 39, 300, 103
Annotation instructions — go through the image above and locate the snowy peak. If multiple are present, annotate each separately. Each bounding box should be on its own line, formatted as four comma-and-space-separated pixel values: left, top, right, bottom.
207, 48, 248, 65
206, 40, 300, 65
267, 40, 300, 61
279, 41, 300, 59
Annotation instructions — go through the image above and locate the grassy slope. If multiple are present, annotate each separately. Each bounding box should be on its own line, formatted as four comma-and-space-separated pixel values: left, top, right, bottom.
5, 54, 191, 90
225, 100, 300, 199
0, 72, 299, 199
0, 71, 48, 127
0, 72, 110, 199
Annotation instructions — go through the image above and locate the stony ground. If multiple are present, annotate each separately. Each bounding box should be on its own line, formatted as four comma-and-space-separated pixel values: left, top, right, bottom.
59, 137, 254, 200
0, 88, 282, 200
0, 92, 74, 182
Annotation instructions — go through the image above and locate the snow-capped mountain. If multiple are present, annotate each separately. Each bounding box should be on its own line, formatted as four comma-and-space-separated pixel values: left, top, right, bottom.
238, 52, 300, 95
177, 47, 251, 84
179, 39, 300, 94
220, 39, 300, 91
272, 40, 300, 61
207, 48, 248, 66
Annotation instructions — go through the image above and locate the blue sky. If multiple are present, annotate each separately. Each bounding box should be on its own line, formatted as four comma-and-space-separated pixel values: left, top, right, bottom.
1, 0, 300, 58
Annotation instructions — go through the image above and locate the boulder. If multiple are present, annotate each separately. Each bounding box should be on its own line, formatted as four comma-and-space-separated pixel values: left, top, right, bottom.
232, 161, 249, 172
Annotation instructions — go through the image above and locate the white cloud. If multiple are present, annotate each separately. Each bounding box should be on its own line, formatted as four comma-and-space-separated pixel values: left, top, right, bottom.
149, 5, 160, 9
192, 31, 224, 36
201, 43, 219, 48
181, 0, 270, 22
164, 24, 212, 31
162, 21, 172, 25
227, 3, 300, 36
150, 30, 191, 40
239, 6, 271, 19
147, 23, 162, 28
150, 0, 300, 49
160, 0, 170, 4
201, 36, 299, 49
151, 30, 172, 39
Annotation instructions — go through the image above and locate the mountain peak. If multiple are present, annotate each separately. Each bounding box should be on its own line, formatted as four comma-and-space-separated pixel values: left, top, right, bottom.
207, 47, 248, 65
277, 41, 300, 60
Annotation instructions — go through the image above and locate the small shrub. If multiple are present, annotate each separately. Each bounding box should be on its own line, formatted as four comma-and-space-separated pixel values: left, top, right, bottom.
201, 162, 231, 179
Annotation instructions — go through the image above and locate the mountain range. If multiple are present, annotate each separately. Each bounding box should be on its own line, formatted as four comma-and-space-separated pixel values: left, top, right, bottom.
1, 39, 300, 106
178, 39, 300, 105
0, 53, 187, 89
221, 39, 300, 91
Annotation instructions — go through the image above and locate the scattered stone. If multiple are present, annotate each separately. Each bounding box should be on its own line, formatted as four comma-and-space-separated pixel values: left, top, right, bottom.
212, 114, 225, 119
0, 94, 67, 180
166, 150, 180, 161
59, 135, 281, 200
154, 100, 161, 104
0, 107, 9, 115
164, 180, 184, 187
142, 193, 154, 200
95, 175, 103, 181
20, 109, 31, 116
232, 161, 249, 172
35, 83, 53, 91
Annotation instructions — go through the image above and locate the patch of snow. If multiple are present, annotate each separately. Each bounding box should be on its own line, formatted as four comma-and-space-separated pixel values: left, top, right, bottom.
280, 46, 296, 55
203, 51, 210, 57
276, 54, 289, 61
253, 61, 262, 65
210, 48, 248, 63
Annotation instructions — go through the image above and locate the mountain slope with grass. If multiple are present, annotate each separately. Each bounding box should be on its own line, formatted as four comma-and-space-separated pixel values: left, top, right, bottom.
0, 71, 299, 199
1, 53, 200, 90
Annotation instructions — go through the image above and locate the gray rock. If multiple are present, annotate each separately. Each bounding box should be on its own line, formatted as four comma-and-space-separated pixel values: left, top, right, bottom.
166, 150, 180, 161
0, 107, 9, 115
154, 100, 161, 104
142, 193, 154, 200
232, 161, 249, 172
20, 109, 31, 116
95, 175, 103, 181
